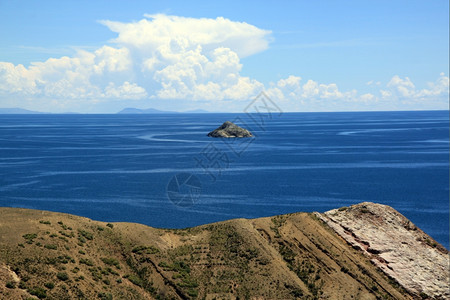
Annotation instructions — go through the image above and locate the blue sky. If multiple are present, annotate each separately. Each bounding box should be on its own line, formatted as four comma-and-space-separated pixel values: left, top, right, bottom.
0, 0, 448, 113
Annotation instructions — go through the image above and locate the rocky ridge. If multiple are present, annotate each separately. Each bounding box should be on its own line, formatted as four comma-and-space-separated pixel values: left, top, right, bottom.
0, 203, 448, 299
318, 202, 449, 299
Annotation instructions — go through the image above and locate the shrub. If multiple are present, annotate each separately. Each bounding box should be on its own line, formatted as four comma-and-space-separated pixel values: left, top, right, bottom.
132, 245, 159, 255
187, 289, 198, 297
101, 257, 120, 268
177, 277, 198, 288
44, 244, 57, 250
98, 292, 113, 300
80, 258, 94, 266
23, 233, 37, 243
44, 282, 54, 289
39, 220, 51, 225
106, 223, 114, 228
23, 233, 37, 240
5, 281, 15, 289
78, 229, 93, 240
126, 274, 143, 287
28, 287, 47, 299
18, 281, 27, 289
56, 272, 69, 281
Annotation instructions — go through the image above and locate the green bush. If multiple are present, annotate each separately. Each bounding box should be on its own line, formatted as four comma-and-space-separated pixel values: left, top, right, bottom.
106, 223, 114, 228
5, 281, 15, 289
126, 274, 143, 287
28, 286, 47, 299
187, 289, 198, 297
44, 244, 57, 250
44, 282, 54, 289
80, 258, 94, 266
98, 292, 113, 300
56, 272, 69, 281
18, 281, 28, 289
23, 233, 37, 240
78, 229, 93, 240
132, 245, 159, 254
101, 257, 120, 268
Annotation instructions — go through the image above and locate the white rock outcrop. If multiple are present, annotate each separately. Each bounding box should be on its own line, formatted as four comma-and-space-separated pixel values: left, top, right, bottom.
317, 202, 449, 299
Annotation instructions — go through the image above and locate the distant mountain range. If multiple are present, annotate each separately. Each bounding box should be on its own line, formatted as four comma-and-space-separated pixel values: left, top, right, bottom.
0, 108, 80, 114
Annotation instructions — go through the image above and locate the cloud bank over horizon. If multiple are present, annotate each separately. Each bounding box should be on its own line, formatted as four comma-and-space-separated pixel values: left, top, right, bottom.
0, 14, 448, 113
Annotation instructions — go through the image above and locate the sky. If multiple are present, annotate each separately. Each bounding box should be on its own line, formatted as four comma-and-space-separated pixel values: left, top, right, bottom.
0, 0, 448, 113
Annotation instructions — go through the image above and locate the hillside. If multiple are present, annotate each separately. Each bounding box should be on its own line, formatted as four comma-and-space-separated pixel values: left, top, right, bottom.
0, 203, 447, 299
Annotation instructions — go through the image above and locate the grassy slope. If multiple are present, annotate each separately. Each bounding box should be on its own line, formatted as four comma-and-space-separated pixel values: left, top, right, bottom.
0, 207, 411, 299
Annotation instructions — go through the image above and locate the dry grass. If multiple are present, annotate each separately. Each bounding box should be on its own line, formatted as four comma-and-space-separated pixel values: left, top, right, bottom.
0, 207, 412, 299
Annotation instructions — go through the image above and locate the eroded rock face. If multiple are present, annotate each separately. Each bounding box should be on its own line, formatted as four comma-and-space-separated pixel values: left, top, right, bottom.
317, 202, 449, 299
207, 121, 253, 138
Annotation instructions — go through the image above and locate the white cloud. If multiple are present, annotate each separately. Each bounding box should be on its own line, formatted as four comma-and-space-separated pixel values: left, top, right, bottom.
0, 14, 448, 112
104, 81, 147, 99
0, 45, 138, 102
360, 93, 376, 102
0, 14, 271, 111
383, 73, 449, 103
267, 73, 448, 111
387, 75, 415, 97
367, 80, 381, 86
101, 14, 271, 58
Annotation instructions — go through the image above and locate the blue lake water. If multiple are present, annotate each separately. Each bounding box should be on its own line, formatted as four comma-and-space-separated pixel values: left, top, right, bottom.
0, 111, 448, 248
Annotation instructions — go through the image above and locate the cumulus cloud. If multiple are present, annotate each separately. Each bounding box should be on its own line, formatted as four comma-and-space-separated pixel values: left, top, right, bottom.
0, 45, 138, 101
266, 73, 448, 111
381, 73, 449, 103
0, 14, 273, 111
102, 14, 271, 58
0, 14, 448, 112
266, 76, 358, 109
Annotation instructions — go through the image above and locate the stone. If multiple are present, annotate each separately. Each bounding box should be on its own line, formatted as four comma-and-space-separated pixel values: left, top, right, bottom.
317, 202, 449, 299
207, 121, 253, 138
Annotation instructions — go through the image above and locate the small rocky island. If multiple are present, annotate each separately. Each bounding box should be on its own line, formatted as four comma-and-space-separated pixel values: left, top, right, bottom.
207, 121, 253, 138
